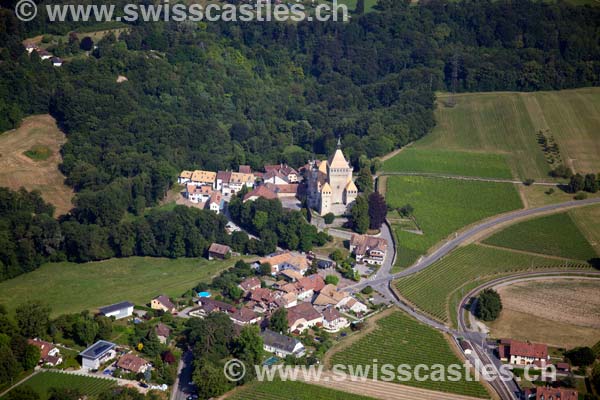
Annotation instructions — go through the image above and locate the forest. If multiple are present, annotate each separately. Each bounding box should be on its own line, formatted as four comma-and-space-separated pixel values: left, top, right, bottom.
0, 0, 599, 279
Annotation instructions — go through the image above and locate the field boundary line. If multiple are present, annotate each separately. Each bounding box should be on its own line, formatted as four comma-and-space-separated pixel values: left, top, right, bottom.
0, 370, 40, 398
474, 243, 589, 262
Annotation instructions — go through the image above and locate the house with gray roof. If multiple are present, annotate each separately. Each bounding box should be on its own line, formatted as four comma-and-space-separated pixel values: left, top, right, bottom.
98, 301, 134, 320
80, 340, 117, 370
261, 329, 305, 358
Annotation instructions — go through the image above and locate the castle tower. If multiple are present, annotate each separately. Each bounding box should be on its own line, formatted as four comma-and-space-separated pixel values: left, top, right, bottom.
326, 139, 353, 205
320, 182, 332, 214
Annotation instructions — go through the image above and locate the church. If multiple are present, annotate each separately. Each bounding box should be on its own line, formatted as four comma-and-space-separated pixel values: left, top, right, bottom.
305, 140, 358, 216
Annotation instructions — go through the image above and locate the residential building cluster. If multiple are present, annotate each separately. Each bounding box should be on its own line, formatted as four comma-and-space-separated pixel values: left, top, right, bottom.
187, 250, 369, 357
178, 162, 300, 213
24, 43, 63, 67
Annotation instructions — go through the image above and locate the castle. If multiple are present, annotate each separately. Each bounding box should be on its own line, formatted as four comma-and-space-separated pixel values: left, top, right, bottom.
305, 140, 358, 216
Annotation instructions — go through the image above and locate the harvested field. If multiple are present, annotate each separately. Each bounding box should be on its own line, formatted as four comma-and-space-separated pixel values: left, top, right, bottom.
0, 115, 73, 215
487, 279, 600, 348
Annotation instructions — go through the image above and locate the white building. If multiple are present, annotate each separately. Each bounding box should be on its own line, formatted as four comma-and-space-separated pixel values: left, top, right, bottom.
80, 340, 117, 370
261, 329, 306, 358
98, 301, 134, 320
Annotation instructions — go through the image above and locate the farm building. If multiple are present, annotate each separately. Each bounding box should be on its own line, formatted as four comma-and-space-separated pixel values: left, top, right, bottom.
261, 329, 306, 358
80, 340, 117, 370
498, 339, 549, 365
208, 243, 231, 260
98, 301, 134, 320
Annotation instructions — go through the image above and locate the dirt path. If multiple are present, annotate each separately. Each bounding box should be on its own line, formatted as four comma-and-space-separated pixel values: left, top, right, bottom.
379, 143, 414, 162
298, 371, 484, 400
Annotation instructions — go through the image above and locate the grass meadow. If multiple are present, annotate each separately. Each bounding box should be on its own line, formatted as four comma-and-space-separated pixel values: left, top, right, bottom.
0, 256, 233, 316
330, 311, 489, 398
383, 88, 600, 180
386, 176, 523, 269
1, 371, 116, 400
483, 212, 598, 260
395, 244, 592, 324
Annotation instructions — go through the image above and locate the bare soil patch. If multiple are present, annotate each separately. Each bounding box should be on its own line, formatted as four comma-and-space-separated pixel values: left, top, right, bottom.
0, 115, 73, 215
487, 279, 600, 347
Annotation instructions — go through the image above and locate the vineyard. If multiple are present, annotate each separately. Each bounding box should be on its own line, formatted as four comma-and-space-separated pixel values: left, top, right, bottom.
2, 371, 116, 400
395, 244, 591, 323
386, 176, 522, 269
329, 311, 489, 398
483, 212, 598, 260
226, 380, 375, 400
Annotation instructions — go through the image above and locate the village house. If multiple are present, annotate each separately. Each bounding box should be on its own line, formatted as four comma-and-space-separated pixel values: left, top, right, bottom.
247, 288, 282, 313
151, 295, 177, 314
36, 49, 52, 60
208, 191, 224, 214
117, 353, 151, 374
215, 171, 232, 191
498, 339, 549, 365
287, 302, 323, 333
338, 297, 368, 314
263, 169, 289, 185
51, 57, 63, 67
264, 182, 299, 199
312, 284, 349, 307
80, 340, 117, 370
190, 298, 236, 318
295, 274, 326, 301
349, 234, 388, 265
185, 184, 213, 204
264, 164, 299, 183
256, 251, 311, 275
243, 185, 278, 203
524, 387, 578, 400
321, 306, 349, 332
238, 276, 261, 294
239, 165, 252, 174
275, 292, 298, 309
28, 339, 62, 366
208, 243, 231, 260
261, 329, 306, 358
190, 170, 217, 188
155, 323, 171, 344
230, 307, 261, 326
280, 269, 304, 283
220, 172, 255, 196
178, 170, 193, 184
98, 301, 134, 320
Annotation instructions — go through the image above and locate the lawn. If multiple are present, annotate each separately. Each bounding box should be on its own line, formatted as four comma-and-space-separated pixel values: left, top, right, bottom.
382, 148, 513, 179
0, 256, 233, 316
227, 380, 376, 400
1, 371, 116, 400
395, 244, 592, 323
386, 88, 600, 180
483, 212, 597, 260
386, 176, 523, 269
329, 311, 489, 398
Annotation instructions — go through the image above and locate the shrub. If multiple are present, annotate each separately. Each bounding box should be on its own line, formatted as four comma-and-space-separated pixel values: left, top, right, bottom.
361, 286, 374, 295
323, 213, 335, 224
523, 178, 535, 186
474, 289, 502, 321
574, 192, 588, 200
325, 275, 339, 285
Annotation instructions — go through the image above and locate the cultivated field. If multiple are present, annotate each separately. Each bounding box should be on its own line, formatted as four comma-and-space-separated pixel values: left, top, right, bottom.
384, 88, 600, 180
395, 244, 591, 323
483, 212, 598, 260
486, 279, 600, 348
382, 148, 513, 179
0, 115, 73, 215
330, 311, 489, 398
386, 176, 522, 269
0, 256, 233, 316
1, 371, 116, 400
226, 380, 376, 400
569, 205, 600, 256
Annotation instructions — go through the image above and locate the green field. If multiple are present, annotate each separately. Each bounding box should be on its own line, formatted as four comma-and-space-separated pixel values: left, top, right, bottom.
386, 176, 523, 269
227, 380, 375, 400
395, 244, 591, 323
383, 148, 513, 179
330, 311, 489, 398
483, 212, 598, 260
2, 371, 116, 400
0, 256, 233, 316
384, 88, 600, 180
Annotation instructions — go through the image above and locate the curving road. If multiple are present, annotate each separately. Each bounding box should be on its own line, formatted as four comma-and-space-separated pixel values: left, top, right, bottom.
346, 196, 600, 292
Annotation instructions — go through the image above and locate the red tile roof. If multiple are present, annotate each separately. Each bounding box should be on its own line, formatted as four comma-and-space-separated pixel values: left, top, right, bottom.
287, 302, 321, 326
509, 340, 548, 359
535, 387, 578, 400
244, 185, 277, 202
239, 277, 261, 291
117, 353, 149, 373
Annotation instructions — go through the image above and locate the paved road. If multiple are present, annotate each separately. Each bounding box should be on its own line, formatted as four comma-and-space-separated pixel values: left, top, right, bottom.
171, 351, 195, 400
346, 196, 600, 292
